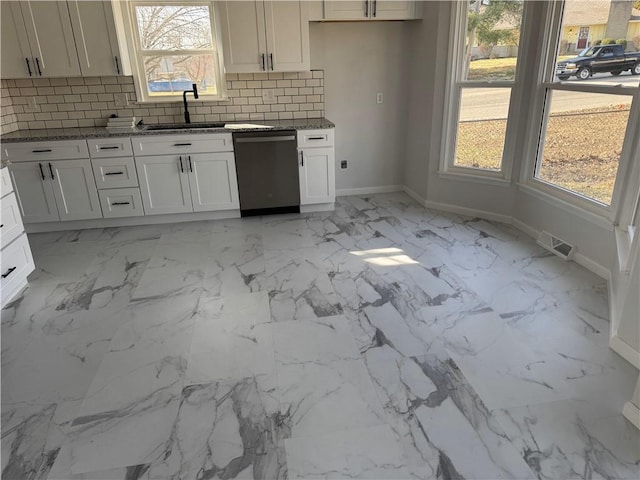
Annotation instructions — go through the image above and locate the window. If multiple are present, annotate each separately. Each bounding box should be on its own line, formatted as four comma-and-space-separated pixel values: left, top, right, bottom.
530, 0, 640, 209
125, 1, 225, 102
444, 0, 525, 178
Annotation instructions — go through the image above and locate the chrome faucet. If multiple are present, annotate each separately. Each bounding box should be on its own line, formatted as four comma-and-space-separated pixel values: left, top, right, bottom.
183, 83, 199, 124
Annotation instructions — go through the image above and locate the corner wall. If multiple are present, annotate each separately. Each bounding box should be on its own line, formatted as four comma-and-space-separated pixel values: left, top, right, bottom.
310, 21, 411, 192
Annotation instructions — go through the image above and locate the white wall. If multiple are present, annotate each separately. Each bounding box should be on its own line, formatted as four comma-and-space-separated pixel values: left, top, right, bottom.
309, 21, 410, 192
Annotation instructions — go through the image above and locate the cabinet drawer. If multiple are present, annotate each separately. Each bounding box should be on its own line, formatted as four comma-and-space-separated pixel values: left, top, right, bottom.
131, 134, 233, 156
87, 138, 134, 158
92, 157, 139, 189
1, 140, 89, 162
1, 233, 34, 300
1, 193, 25, 249
297, 129, 334, 148
1, 167, 13, 198
98, 188, 144, 218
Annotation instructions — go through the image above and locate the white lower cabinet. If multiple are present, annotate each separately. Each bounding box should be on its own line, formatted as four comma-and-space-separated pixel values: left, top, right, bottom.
49, 160, 102, 221
1, 167, 35, 307
9, 162, 60, 223
136, 155, 192, 215
188, 153, 240, 212
298, 147, 335, 205
136, 153, 240, 215
9, 159, 101, 223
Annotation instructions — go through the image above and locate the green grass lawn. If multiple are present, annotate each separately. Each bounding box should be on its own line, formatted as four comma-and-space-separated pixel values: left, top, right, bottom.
467, 55, 575, 80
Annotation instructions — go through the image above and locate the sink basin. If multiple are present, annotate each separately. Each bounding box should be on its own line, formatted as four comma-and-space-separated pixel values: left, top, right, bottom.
143, 122, 226, 131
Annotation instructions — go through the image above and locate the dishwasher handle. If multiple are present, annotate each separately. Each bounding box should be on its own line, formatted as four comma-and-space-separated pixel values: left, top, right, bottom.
235, 135, 296, 143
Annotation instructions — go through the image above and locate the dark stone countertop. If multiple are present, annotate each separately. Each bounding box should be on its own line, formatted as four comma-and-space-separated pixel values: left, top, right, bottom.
0, 118, 335, 143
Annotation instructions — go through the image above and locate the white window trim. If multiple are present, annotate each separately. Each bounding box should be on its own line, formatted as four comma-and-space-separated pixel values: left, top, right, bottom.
440, 0, 530, 182
118, 0, 227, 103
519, 0, 640, 223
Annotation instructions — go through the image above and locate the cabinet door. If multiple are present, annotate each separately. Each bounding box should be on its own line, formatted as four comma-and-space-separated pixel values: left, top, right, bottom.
299, 147, 335, 205
187, 153, 239, 212
264, 1, 310, 72
9, 162, 59, 223
67, 0, 121, 76
323, 1, 368, 20
136, 156, 193, 215
218, 0, 268, 73
50, 160, 102, 221
19, 0, 81, 77
371, 1, 415, 20
1, 2, 33, 78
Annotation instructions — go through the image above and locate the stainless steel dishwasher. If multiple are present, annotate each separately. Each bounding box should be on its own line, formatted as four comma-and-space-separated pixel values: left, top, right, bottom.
233, 130, 300, 216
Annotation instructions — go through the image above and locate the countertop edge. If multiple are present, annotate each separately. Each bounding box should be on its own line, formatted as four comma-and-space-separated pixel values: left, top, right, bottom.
0, 119, 336, 143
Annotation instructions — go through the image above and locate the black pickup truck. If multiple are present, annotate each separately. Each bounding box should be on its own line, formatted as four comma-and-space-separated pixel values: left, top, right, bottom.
556, 44, 640, 80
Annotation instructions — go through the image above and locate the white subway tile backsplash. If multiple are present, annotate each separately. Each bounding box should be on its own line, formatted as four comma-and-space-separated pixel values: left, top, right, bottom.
1, 71, 324, 130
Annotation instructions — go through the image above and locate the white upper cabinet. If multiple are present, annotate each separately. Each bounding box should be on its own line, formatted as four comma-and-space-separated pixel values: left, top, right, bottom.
323, 1, 417, 20
17, 0, 81, 77
219, 0, 310, 73
67, 0, 123, 76
263, 1, 310, 72
1, 0, 127, 78
1, 2, 33, 78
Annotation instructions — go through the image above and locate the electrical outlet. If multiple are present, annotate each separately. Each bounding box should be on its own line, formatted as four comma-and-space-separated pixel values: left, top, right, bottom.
262, 89, 276, 102
376, 93, 383, 104
114, 93, 129, 107
340, 160, 348, 170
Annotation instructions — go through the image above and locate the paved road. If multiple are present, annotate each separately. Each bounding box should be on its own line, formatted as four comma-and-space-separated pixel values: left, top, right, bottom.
460, 72, 638, 122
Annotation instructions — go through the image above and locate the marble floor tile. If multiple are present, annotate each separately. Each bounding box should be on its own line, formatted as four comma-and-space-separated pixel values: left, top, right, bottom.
272, 315, 360, 365
146, 378, 288, 480
131, 242, 210, 299
1, 192, 636, 480
264, 248, 343, 321
285, 424, 412, 479
277, 359, 387, 439
495, 399, 640, 480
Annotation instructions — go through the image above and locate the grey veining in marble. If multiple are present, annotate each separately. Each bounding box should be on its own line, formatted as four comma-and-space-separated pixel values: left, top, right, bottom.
0, 118, 335, 143
1, 192, 637, 480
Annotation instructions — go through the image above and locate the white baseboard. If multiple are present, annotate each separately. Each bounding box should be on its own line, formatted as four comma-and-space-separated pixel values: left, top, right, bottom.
402, 185, 426, 205
336, 185, 403, 197
300, 203, 334, 213
623, 401, 640, 431
423, 199, 513, 224
573, 252, 611, 281
25, 210, 241, 233
610, 335, 640, 369
510, 217, 540, 239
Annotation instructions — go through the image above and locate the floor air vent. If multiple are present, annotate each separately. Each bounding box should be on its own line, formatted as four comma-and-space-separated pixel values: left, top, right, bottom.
537, 231, 575, 260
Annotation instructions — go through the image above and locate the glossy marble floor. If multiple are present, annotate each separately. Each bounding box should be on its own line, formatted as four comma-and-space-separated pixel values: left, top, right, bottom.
2, 193, 638, 480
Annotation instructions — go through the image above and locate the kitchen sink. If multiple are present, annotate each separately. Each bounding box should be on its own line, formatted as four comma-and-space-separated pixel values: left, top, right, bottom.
142, 122, 226, 131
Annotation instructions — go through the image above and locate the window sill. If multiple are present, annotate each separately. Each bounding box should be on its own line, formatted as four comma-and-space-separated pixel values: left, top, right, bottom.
437, 169, 511, 188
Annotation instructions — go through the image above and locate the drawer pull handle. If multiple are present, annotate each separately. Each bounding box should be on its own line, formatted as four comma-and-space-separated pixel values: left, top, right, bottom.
35, 57, 42, 76
32, 149, 52, 153
25, 58, 32, 77
111, 201, 130, 206
38, 163, 45, 181
308, 136, 325, 140
188, 155, 193, 172
48, 163, 55, 180
179, 156, 184, 173
173, 143, 192, 147
104, 171, 124, 176
99, 146, 121, 150
2, 267, 16, 279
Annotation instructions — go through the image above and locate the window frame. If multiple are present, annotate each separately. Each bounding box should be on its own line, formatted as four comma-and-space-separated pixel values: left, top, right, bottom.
120, 0, 227, 103
520, 0, 640, 221
441, 0, 530, 184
